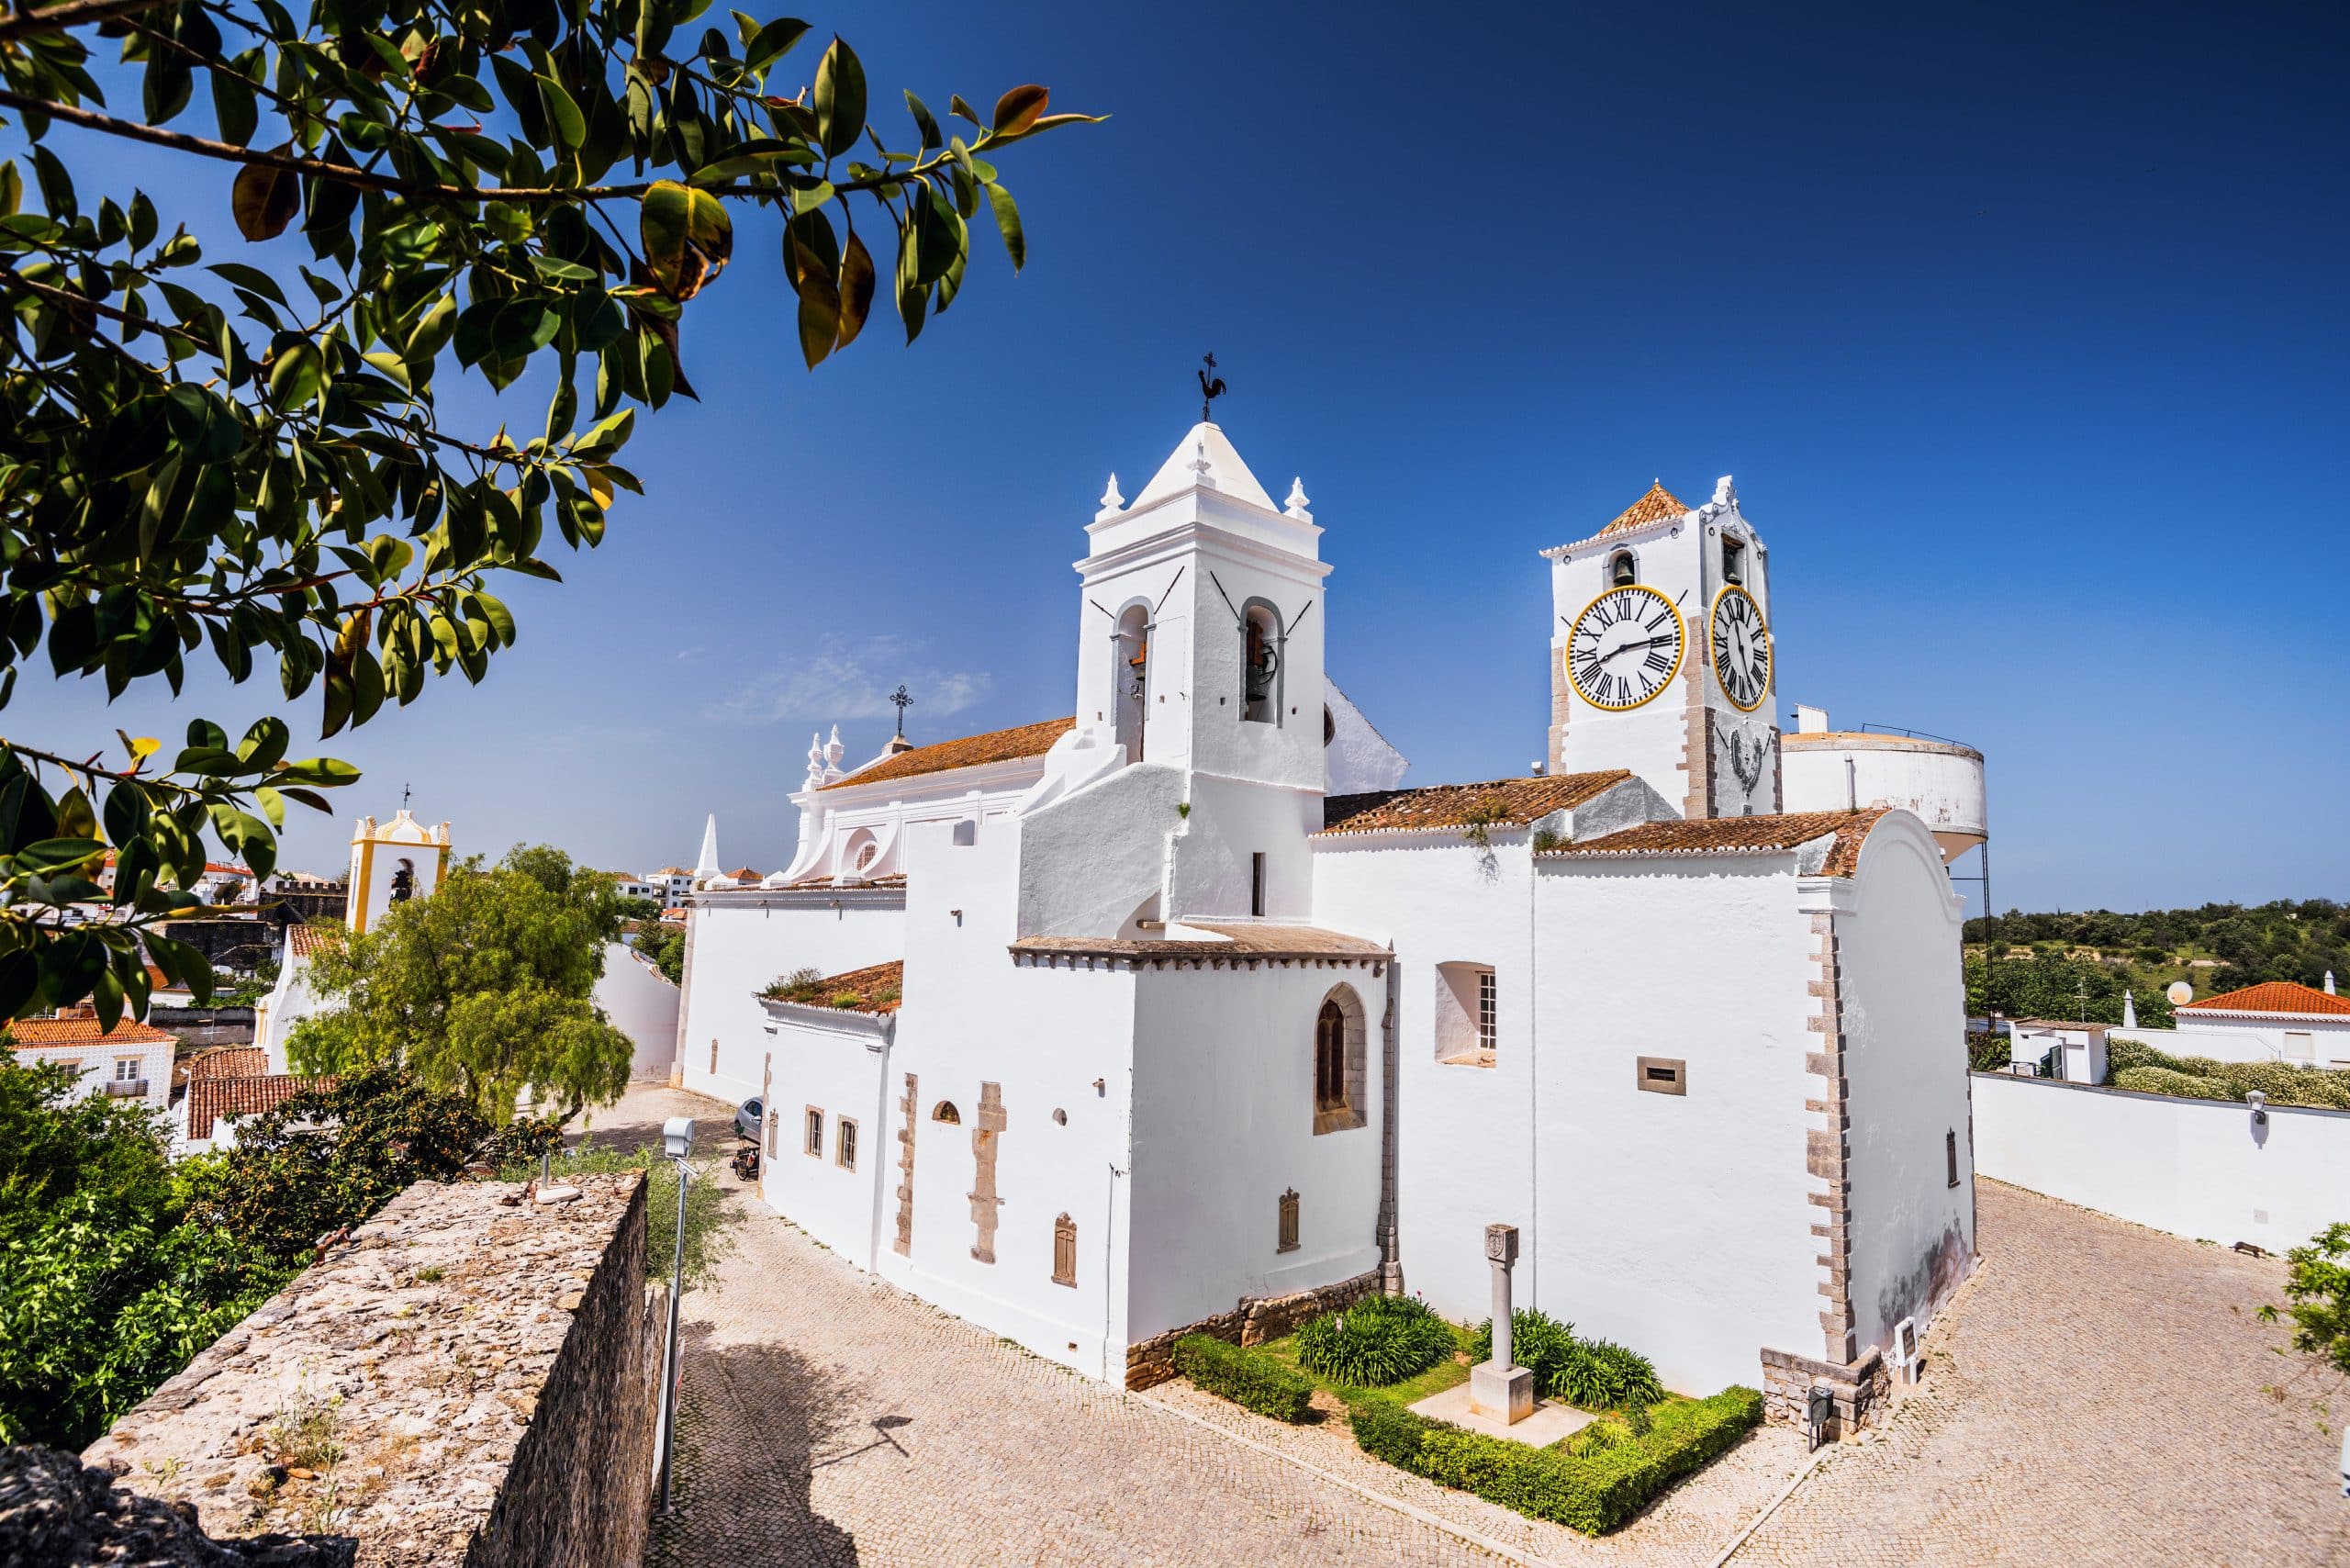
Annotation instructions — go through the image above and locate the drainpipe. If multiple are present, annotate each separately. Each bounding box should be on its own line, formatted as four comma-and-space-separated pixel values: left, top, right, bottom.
1379, 946, 1402, 1294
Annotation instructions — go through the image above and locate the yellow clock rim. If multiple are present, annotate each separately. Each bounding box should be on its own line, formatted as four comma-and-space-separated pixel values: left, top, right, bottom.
1707, 584, 1773, 713
1564, 583, 1685, 712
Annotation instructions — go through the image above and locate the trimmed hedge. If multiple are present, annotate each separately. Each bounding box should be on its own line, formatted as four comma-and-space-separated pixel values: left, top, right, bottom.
1469, 1309, 1663, 1410
2107, 1038, 2350, 1108
1346, 1384, 1764, 1535
1294, 1294, 1456, 1387
1171, 1334, 1314, 1423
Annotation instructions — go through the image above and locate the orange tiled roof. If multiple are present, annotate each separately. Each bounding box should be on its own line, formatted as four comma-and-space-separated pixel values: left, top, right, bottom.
8, 1014, 176, 1047
186, 1047, 269, 1081
287, 924, 343, 958
185, 1072, 323, 1140
1599, 481, 1689, 537
2180, 981, 2350, 1019
1542, 808, 1889, 877
819, 717, 1074, 791
1319, 771, 1631, 836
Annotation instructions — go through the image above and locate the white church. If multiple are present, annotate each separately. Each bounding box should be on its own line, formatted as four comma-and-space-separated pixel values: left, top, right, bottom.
671, 421, 1976, 1428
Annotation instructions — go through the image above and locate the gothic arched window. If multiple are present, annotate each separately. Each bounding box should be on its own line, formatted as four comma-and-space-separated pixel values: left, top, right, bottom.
1241, 602, 1280, 723
1609, 550, 1638, 588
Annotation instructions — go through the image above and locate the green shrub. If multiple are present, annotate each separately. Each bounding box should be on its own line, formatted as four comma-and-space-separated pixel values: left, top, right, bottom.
1470, 1307, 1577, 1395
1171, 1334, 1314, 1423
1343, 1385, 1764, 1535
1469, 1310, 1660, 1410
1294, 1294, 1456, 1388
2113, 1066, 2233, 1101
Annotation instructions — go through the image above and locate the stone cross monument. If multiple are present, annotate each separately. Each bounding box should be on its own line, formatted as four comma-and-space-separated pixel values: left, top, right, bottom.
1469, 1222, 1534, 1425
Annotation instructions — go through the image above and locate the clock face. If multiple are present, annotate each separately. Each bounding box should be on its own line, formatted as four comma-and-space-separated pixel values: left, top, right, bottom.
1709, 586, 1772, 712
1565, 585, 1684, 711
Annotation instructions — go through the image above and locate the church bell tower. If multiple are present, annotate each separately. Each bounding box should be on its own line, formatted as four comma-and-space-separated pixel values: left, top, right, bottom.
1543, 476, 1780, 818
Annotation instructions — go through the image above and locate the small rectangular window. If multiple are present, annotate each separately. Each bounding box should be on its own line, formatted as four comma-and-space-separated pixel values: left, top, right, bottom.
1250, 852, 1268, 917
1722, 536, 1746, 585
1636, 1056, 1686, 1096
836, 1117, 858, 1170
804, 1107, 823, 1157
1946, 1128, 1960, 1188
1476, 972, 1497, 1054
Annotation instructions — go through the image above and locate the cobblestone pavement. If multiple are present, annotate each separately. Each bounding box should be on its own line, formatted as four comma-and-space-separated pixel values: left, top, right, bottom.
1733, 1179, 2350, 1566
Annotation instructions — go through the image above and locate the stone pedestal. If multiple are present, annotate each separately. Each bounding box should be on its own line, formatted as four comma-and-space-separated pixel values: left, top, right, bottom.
1469, 1361, 1534, 1425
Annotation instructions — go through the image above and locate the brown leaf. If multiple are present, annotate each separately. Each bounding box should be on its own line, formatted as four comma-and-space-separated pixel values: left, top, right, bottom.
230, 160, 301, 242
834, 230, 875, 351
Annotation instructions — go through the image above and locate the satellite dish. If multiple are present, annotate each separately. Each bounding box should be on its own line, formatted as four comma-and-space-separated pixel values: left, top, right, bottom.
2165, 980, 2193, 1006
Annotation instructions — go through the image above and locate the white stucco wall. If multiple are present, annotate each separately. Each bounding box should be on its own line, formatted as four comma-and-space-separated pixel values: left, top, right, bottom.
1532, 855, 1821, 1397
1975, 1073, 2350, 1251
1127, 963, 1387, 1341
2128, 1015, 2350, 1067
675, 892, 904, 1109
1828, 814, 1975, 1359
594, 942, 680, 1081
1312, 831, 1537, 1327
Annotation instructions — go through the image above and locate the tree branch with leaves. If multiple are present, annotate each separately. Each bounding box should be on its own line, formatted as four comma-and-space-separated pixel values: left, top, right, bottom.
0, 0, 1098, 1027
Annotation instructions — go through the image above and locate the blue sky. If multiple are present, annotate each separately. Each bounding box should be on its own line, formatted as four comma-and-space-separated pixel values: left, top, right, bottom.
10, 0, 2346, 913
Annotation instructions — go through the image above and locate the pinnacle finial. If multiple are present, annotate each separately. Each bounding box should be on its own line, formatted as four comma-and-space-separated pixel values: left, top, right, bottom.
1284, 476, 1311, 519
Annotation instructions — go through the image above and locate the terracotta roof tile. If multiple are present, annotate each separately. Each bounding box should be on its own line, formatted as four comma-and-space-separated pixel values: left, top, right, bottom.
286, 924, 344, 958
185, 1073, 325, 1140
2180, 980, 2350, 1019
8, 1014, 176, 1047
187, 1047, 269, 1081
1599, 480, 1689, 537
818, 717, 1073, 791
769, 960, 904, 1014
1543, 808, 1890, 877
1318, 771, 1632, 837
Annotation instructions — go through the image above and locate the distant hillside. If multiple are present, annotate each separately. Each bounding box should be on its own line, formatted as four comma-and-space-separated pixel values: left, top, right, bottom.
1962, 900, 2346, 1026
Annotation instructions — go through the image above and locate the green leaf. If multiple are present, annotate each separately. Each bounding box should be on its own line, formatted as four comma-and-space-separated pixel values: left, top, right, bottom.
538, 73, 587, 151
638, 180, 732, 299
267, 340, 324, 409
905, 91, 943, 151
230, 161, 301, 242
813, 36, 866, 159
985, 182, 1024, 272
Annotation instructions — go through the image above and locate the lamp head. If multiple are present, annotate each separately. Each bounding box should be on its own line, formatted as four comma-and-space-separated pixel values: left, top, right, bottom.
662, 1116, 694, 1159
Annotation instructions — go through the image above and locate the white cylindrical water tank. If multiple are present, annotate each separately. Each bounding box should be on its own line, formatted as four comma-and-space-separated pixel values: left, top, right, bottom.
1780, 712, 1986, 862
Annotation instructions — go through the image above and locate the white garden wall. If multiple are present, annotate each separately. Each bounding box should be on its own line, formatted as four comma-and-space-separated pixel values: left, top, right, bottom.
1974, 1072, 2350, 1251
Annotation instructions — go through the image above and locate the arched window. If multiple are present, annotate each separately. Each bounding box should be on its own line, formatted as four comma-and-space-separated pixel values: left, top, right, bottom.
1241, 602, 1280, 723
932, 1101, 961, 1124
1113, 603, 1149, 762
1313, 984, 1369, 1135
1315, 1002, 1347, 1112
1052, 1213, 1077, 1286
1609, 550, 1638, 587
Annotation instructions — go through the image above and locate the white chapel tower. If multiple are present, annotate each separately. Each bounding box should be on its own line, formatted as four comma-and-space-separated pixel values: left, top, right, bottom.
1542, 476, 1780, 818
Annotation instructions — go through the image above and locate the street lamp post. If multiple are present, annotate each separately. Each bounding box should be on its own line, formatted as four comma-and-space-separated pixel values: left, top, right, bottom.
653, 1115, 693, 1514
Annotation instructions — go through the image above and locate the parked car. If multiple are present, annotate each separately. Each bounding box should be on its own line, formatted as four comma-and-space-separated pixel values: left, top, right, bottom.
734, 1096, 763, 1142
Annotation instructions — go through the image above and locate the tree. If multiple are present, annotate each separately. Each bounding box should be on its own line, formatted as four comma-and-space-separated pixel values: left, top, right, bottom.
0, 2, 1098, 1030
290, 842, 635, 1114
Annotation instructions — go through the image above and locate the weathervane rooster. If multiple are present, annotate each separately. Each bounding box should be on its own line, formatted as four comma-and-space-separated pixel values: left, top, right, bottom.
1198, 353, 1227, 421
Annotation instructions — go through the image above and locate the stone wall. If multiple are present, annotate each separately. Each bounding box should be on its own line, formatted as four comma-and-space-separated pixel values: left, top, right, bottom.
83, 1172, 662, 1567
1125, 1269, 1382, 1390
1757, 1344, 1888, 1439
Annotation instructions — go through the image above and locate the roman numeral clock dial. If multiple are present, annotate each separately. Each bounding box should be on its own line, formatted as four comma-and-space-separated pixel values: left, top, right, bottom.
1708, 586, 1773, 712
1566, 585, 1684, 711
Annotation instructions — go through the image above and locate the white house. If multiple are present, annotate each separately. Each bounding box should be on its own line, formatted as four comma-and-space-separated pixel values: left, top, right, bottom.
2133, 978, 2350, 1067
677, 423, 1975, 1428
7, 1012, 175, 1113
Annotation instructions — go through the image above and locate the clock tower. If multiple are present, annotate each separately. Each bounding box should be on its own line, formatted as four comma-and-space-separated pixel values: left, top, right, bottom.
1542, 476, 1780, 818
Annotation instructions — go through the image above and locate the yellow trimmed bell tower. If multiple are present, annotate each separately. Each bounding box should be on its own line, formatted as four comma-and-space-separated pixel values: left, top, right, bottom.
346, 809, 453, 933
